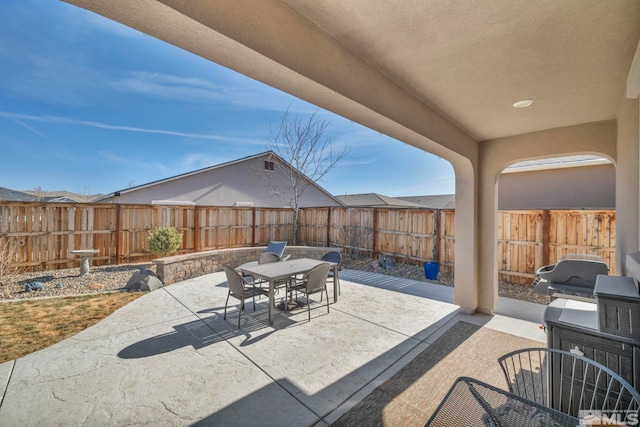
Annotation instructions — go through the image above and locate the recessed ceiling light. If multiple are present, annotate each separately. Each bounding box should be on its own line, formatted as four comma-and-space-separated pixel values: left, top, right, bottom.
513, 99, 534, 108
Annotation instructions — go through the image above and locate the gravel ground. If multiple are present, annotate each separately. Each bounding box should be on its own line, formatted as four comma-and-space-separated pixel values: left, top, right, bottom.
342, 257, 549, 305
0, 263, 155, 301
1, 257, 548, 305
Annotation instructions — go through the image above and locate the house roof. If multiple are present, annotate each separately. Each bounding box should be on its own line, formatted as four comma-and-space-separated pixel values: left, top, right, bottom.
21, 190, 102, 203
0, 187, 37, 202
94, 151, 343, 205
337, 193, 427, 209
397, 194, 456, 210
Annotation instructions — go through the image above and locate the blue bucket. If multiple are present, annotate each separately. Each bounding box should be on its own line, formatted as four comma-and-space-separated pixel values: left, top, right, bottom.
424, 261, 439, 280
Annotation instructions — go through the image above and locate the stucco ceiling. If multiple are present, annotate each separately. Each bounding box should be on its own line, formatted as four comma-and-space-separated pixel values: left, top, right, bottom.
283, 1, 640, 140
65, 0, 640, 145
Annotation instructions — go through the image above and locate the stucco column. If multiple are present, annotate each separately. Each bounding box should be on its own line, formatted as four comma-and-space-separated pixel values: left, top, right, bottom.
476, 163, 500, 314
616, 97, 640, 275
452, 158, 480, 314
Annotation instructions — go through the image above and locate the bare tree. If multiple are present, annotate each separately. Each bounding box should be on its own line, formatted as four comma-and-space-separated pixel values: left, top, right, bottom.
31, 186, 46, 201
339, 224, 373, 259
264, 109, 349, 244
0, 238, 19, 285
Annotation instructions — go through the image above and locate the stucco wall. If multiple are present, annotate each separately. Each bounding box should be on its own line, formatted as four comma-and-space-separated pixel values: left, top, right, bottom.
616, 97, 640, 275
499, 164, 615, 210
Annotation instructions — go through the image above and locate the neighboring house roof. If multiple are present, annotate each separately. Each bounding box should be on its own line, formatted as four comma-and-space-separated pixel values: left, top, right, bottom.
336, 193, 427, 208
95, 151, 344, 207
22, 190, 102, 203
45, 196, 82, 203
0, 187, 38, 202
397, 194, 456, 209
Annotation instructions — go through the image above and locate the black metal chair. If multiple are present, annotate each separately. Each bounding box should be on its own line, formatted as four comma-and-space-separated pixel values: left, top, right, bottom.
222, 265, 268, 328
287, 263, 331, 321
321, 250, 343, 296
498, 347, 640, 420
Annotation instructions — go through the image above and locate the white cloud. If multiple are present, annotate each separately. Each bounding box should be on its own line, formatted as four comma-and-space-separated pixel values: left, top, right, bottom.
110, 70, 312, 113
0, 111, 264, 145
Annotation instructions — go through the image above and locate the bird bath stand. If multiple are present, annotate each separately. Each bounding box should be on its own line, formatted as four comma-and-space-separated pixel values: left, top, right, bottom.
71, 249, 99, 277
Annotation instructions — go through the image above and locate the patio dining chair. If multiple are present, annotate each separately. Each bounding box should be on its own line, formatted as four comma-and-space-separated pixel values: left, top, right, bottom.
287, 262, 331, 321
321, 250, 343, 296
498, 347, 640, 419
264, 240, 291, 262
222, 265, 269, 328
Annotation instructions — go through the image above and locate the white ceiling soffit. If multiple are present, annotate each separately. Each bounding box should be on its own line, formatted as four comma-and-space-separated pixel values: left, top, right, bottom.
65, 0, 640, 143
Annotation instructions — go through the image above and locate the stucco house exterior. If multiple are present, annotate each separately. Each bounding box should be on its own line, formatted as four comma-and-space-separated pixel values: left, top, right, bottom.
397, 156, 615, 210
498, 156, 615, 210
66, 1, 640, 316
95, 152, 343, 208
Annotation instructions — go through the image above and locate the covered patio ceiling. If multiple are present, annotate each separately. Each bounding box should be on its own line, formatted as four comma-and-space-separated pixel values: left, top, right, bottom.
63, 0, 640, 314
64, 0, 640, 147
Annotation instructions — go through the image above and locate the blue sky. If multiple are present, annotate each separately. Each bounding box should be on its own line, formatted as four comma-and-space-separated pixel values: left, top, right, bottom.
0, 0, 455, 198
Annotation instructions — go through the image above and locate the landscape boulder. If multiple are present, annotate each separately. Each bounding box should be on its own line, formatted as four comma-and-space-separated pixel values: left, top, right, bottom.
125, 269, 164, 292
379, 256, 397, 271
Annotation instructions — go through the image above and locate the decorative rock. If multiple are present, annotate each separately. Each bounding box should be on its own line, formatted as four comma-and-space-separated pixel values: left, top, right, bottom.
24, 282, 45, 292
125, 269, 164, 292
379, 255, 397, 271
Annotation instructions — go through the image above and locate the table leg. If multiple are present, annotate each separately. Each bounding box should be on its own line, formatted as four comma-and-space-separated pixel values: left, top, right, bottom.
268, 279, 275, 325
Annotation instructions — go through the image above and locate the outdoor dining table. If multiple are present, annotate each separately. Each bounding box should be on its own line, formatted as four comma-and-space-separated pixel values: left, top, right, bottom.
238, 257, 339, 325
426, 376, 579, 427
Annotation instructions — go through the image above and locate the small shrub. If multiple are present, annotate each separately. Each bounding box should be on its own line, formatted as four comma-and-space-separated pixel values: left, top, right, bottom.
147, 226, 183, 257
0, 238, 19, 285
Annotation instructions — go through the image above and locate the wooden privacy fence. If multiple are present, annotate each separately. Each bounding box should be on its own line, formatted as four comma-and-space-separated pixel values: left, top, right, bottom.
0, 202, 615, 284
497, 210, 616, 284
0, 202, 294, 271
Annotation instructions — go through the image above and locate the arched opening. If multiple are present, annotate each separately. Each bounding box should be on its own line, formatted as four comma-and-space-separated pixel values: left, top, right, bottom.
493, 154, 616, 310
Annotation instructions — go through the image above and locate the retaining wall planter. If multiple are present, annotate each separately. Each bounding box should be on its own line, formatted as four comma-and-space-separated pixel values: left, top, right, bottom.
152, 246, 336, 285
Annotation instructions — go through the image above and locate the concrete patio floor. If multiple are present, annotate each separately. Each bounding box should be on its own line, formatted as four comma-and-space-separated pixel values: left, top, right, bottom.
0, 269, 546, 426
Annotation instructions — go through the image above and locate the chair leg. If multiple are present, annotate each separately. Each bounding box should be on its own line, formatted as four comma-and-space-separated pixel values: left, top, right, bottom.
307, 294, 311, 322
325, 287, 330, 314
237, 297, 243, 328
224, 292, 230, 320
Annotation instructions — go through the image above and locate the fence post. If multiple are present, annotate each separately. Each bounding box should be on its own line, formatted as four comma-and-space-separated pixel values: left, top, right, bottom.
327, 207, 332, 247
435, 209, 441, 265
542, 209, 550, 266
372, 207, 378, 259
252, 207, 257, 247
193, 206, 200, 252
115, 204, 122, 265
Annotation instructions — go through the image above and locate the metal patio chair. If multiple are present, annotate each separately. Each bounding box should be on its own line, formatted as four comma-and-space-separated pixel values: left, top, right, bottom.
321, 250, 343, 296
222, 265, 268, 328
264, 240, 290, 261
287, 262, 331, 321
498, 347, 640, 419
